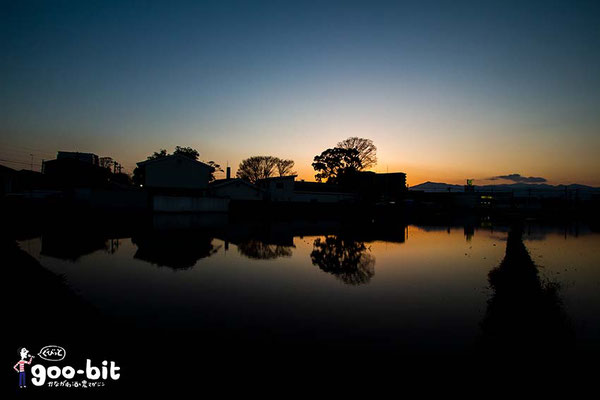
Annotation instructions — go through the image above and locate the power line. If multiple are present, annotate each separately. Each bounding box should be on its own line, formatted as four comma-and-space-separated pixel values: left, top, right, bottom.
0, 152, 46, 161
0, 147, 53, 157
0, 159, 42, 171
0, 142, 56, 157
0, 158, 37, 165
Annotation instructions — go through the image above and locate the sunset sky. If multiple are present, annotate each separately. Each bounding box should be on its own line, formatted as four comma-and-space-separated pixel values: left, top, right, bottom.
2, 0, 599, 186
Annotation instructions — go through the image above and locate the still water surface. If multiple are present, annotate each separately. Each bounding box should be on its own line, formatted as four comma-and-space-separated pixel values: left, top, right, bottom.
18, 217, 600, 355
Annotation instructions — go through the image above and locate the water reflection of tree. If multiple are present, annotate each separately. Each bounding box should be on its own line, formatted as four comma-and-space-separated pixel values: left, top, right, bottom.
237, 240, 294, 260
481, 226, 573, 354
310, 236, 375, 285
132, 232, 221, 270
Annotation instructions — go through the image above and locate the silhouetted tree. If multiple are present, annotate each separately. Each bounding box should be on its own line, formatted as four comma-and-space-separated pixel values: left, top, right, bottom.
310, 236, 375, 285
337, 137, 377, 170
237, 156, 293, 183
173, 146, 199, 160
276, 159, 296, 177
99, 157, 114, 169
148, 149, 168, 160
205, 161, 223, 182
110, 172, 132, 185
132, 167, 143, 186
312, 147, 362, 183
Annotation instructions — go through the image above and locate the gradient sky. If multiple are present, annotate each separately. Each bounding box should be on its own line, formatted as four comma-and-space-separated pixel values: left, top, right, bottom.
1, 0, 599, 185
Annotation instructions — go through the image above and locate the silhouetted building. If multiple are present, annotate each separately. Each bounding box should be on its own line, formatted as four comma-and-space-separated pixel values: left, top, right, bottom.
136, 154, 229, 212
14, 170, 47, 192
352, 171, 407, 201
257, 176, 358, 203
294, 181, 343, 193
293, 180, 357, 203
209, 178, 263, 201
257, 175, 296, 201
136, 154, 213, 191
0, 164, 16, 196
43, 157, 110, 188
57, 151, 99, 166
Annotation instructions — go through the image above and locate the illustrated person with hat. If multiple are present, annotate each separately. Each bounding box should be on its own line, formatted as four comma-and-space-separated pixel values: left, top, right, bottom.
13, 347, 34, 388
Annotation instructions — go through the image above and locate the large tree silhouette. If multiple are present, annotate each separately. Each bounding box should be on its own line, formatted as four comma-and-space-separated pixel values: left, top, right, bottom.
173, 146, 199, 160
312, 147, 362, 183
337, 137, 377, 170
237, 156, 295, 183
276, 158, 296, 177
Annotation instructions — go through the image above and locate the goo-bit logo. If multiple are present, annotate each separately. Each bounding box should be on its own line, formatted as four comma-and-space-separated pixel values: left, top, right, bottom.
14, 345, 121, 389
31, 359, 120, 387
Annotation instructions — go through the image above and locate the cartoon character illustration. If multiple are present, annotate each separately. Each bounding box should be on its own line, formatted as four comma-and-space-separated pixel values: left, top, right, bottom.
14, 347, 34, 388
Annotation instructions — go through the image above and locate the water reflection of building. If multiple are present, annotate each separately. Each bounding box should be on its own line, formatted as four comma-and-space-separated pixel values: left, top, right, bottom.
41, 234, 110, 261
132, 231, 221, 270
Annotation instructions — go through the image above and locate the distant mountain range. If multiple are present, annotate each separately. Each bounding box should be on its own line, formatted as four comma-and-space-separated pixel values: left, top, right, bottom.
410, 181, 600, 195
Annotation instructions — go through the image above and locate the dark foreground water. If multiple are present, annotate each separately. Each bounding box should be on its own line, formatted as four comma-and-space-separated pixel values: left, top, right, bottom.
8, 213, 600, 393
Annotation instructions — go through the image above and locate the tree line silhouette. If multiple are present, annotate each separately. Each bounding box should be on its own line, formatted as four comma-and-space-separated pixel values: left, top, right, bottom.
132, 136, 377, 186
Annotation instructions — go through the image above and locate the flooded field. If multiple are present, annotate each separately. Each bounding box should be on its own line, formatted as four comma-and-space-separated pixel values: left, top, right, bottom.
16, 215, 600, 356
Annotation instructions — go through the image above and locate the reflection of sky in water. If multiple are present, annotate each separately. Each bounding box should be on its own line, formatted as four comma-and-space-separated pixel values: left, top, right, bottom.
18, 224, 600, 352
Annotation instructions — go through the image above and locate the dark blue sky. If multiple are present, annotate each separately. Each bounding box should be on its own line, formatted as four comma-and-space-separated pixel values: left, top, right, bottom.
1, 0, 599, 184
